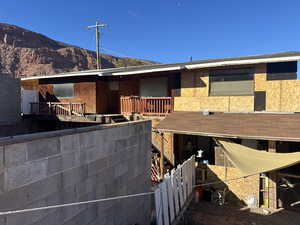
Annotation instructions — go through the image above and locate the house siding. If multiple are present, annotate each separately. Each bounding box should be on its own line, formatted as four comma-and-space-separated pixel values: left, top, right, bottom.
175, 63, 300, 113
38, 82, 97, 113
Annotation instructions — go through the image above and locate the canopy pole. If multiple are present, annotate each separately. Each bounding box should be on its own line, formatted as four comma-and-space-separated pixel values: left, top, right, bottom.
160, 133, 165, 179
268, 140, 278, 209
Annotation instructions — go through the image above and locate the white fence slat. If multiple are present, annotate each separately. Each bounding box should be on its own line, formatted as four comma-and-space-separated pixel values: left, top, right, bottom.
161, 180, 170, 225
182, 162, 187, 201
155, 187, 163, 225
165, 175, 175, 223
171, 169, 180, 216
192, 155, 196, 186
155, 157, 196, 225
188, 157, 193, 195
177, 166, 184, 209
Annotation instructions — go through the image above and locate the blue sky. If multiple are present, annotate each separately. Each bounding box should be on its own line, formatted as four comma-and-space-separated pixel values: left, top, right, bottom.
1, 0, 300, 63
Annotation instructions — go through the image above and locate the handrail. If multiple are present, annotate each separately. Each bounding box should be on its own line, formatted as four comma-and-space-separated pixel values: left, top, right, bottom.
120, 96, 173, 116
30, 102, 86, 117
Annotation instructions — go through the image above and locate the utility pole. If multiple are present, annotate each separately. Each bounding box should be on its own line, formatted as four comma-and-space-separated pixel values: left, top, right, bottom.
86, 20, 108, 69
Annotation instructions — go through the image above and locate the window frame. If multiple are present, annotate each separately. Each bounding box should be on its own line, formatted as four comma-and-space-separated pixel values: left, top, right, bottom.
209, 68, 254, 96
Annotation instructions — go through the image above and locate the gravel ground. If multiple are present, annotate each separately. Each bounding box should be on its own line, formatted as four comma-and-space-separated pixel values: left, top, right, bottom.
180, 200, 300, 225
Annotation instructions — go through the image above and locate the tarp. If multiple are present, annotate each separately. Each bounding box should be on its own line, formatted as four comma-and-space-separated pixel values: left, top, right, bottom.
216, 138, 300, 176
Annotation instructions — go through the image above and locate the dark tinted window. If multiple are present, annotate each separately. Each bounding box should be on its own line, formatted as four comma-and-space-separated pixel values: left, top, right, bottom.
267, 61, 297, 73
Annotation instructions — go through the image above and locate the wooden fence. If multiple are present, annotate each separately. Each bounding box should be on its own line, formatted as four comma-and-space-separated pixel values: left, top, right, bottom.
30, 102, 86, 117
120, 96, 173, 116
155, 156, 195, 225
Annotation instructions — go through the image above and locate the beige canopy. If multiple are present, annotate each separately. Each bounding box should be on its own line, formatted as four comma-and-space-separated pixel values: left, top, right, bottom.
216, 138, 300, 176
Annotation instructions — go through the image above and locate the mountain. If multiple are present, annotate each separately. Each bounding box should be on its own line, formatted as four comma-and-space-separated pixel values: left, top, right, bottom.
0, 23, 156, 77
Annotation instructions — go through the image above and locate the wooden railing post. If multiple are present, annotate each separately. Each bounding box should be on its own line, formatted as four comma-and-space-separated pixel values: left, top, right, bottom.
69, 102, 72, 116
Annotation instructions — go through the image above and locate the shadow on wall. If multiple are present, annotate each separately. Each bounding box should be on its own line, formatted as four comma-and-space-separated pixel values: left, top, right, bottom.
196, 165, 246, 207
196, 164, 259, 208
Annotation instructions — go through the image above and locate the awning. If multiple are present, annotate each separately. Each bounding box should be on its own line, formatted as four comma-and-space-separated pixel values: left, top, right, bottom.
216, 138, 300, 176
156, 111, 300, 142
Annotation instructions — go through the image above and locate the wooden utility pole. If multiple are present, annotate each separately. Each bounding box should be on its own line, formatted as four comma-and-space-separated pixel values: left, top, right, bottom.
87, 20, 108, 69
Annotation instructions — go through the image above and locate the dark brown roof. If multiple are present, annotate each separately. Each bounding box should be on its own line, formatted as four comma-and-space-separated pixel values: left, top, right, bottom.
156, 111, 300, 142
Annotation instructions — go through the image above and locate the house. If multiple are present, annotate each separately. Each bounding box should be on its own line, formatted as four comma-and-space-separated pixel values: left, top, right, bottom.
21, 51, 300, 209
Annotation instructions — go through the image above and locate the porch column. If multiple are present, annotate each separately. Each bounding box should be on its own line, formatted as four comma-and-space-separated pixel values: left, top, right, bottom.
268, 140, 278, 209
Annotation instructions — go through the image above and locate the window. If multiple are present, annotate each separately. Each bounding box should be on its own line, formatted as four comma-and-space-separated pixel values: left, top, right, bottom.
267, 61, 297, 80
53, 83, 74, 98
140, 77, 168, 97
209, 68, 254, 96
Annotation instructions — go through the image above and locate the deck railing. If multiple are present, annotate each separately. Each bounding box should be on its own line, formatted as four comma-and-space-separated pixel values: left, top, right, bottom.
30, 102, 86, 117
120, 96, 173, 116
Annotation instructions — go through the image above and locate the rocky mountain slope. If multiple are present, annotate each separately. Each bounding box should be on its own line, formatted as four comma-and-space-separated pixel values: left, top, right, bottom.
0, 23, 156, 77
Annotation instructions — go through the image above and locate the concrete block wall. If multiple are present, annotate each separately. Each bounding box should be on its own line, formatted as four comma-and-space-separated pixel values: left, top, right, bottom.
0, 121, 152, 225
0, 74, 20, 125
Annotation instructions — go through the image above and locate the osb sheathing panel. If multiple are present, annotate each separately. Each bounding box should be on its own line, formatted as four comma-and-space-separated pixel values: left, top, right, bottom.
254, 64, 267, 91
278, 80, 300, 112
174, 96, 253, 112
206, 165, 259, 207
200, 96, 230, 112
181, 70, 209, 97
228, 96, 254, 112
265, 81, 283, 112
174, 97, 201, 111
152, 119, 174, 164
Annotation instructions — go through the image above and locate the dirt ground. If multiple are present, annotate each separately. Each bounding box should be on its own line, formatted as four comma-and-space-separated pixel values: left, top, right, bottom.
181, 200, 300, 225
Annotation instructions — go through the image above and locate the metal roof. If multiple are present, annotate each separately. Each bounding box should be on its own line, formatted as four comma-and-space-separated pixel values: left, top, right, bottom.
21, 51, 300, 81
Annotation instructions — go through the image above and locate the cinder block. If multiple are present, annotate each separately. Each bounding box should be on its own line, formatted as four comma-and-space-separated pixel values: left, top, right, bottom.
26, 173, 63, 204
0, 184, 29, 211
4, 160, 47, 191
30, 208, 63, 225
4, 143, 27, 167
0, 171, 4, 195
27, 137, 60, 160
47, 151, 80, 176
5, 199, 50, 225
61, 165, 88, 189
87, 158, 108, 177
79, 131, 98, 150
0, 146, 3, 171
114, 162, 128, 178
60, 134, 80, 153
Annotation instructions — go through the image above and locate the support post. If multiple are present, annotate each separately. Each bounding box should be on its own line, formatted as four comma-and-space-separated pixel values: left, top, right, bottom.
268, 140, 278, 209
69, 102, 72, 116
160, 133, 165, 179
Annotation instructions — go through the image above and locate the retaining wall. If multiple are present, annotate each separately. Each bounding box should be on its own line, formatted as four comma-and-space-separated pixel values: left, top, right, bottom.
0, 121, 152, 225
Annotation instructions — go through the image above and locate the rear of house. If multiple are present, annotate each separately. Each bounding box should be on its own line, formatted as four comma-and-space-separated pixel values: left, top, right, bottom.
21, 51, 300, 210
